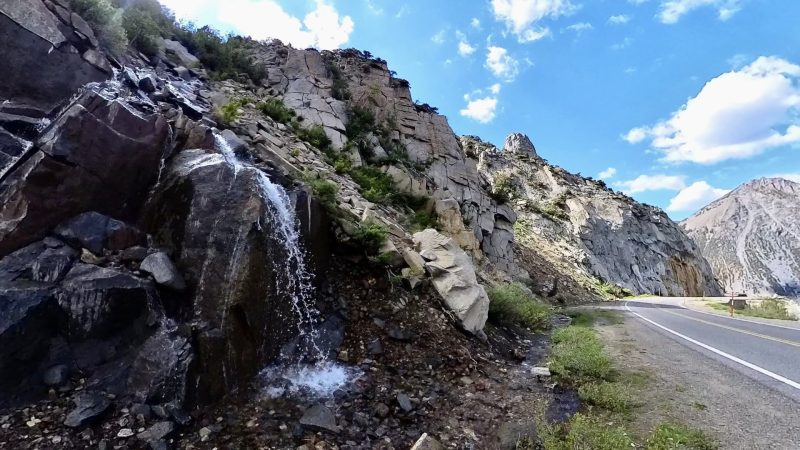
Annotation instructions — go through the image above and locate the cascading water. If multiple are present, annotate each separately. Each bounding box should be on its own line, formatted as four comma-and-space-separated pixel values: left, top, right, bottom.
214, 133, 357, 398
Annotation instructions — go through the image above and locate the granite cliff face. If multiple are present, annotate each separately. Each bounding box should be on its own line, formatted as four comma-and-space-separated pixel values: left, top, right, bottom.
465, 134, 721, 298
682, 178, 800, 297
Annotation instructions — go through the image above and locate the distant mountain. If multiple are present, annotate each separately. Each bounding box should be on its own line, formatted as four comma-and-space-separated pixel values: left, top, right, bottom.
682, 178, 800, 297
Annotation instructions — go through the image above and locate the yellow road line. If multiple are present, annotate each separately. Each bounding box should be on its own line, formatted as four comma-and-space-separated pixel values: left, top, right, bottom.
654, 305, 800, 349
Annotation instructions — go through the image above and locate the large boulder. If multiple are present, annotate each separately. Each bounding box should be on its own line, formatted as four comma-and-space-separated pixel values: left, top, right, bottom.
0, 0, 110, 114
412, 229, 490, 334
0, 85, 170, 257
143, 149, 323, 405
54, 212, 147, 255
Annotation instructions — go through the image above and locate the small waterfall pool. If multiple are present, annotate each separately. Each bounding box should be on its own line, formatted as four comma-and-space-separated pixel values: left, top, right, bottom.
214, 133, 359, 399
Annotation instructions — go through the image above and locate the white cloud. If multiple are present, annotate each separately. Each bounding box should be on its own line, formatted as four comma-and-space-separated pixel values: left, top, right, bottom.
608, 14, 631, 24
667, 181, 730, 212
365, 0, 383, 15
485, 46, 520, 81
611, 36, 633, 50
628, 0, 649, 4
395, 5, 410, 18
460, 96, 499, 123
598, 167, 617, 179
623, 127, 649, 144
471, 18, 481, 29
565, 22, 593, 33
160, 0, 354, 50
625, 56, 800, 164
431, 29, 447, 44
489, 83, 502, 94
658, 0, 743, 24
456, 31, 476, 56
772, 173, 800, 183
491, 0, 575, 43
615, 174, 687, 194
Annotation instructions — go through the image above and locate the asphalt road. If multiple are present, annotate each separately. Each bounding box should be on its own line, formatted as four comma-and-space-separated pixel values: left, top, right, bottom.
625, 298, 800, 403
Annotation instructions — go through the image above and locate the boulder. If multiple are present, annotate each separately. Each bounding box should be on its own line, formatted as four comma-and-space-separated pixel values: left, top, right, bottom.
127, 328, 193, 405
412, 229, 490, 334
57, 264, 151, 339
140, 252, 186, 291
0, 85, 170, 257
162, 39, 200, 68
299, 404, 340, 433
54, 212, 146, 255
63, 391, 111, 428
0, 0, 109, 113
411, 433, 445, 450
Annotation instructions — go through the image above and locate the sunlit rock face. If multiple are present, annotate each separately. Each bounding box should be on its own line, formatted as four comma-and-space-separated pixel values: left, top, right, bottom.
683, 178, 800, 297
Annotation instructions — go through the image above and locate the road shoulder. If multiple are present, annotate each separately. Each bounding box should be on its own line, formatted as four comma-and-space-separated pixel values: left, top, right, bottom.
595, 306, 800, 450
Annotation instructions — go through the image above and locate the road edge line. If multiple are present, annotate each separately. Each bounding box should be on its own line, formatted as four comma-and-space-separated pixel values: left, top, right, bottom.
680, 301, 800, 331
624, 302, 800, 391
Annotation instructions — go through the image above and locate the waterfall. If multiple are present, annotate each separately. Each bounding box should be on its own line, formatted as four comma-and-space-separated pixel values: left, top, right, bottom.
213, 133, 356, 398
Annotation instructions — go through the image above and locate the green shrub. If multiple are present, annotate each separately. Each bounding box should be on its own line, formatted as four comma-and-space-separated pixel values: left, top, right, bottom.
345, 106, 376, 140
490, 173, 514, 203
410, 209, 437, 231
257, 98, 295, 124
70, 0, 128, 53
295, 124, 332, 151
308, 178, 338, 209
549, 326, 613, 384
597, 281, 633, 299
174, 26, 265, 81
217, 97, 248, 126
352, 221, 389, 254
646, 423, 718, 450
349, 166, 396, 203
121, 1, 169, 57
488, 283, 552, 331
543, 413, 634, 450
578, 382, 635, 413
745, 298, 797, 320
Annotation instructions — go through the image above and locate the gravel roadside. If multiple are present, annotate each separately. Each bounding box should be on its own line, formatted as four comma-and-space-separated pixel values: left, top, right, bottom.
594, 306, 800, 450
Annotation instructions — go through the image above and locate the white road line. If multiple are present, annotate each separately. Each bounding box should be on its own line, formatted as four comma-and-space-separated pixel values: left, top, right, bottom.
679, 300, 800, 331
624, 302, 800, 392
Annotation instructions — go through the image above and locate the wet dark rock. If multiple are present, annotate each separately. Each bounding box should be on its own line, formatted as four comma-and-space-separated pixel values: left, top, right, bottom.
0, 112, 42, 140
0, 1, 109, 113
54, 212, 146, 255
42, 364, 69, 386
130, 403, 152, 419
63, 391, 111, 428
57, 264, 151, 339
386, 323, 414, 342
128, 328, 193, 404
137, 421, 175, 442
120, 246, 150, 262
0, 87, 169, 257
397, 392, 413, 412
139, 74, 158, 93
139, 252, 186, 291
152, 405, 169, 419
367, 339, 383, 356
299, 404, 340, 434
372, 402, 390, 418
0, 128, 29, 177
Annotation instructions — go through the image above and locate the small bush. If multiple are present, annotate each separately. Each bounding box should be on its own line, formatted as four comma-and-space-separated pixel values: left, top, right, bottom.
295, 125, 332, 151
352, 221, 389, 254
490, 173, 514, 203
488, 283, 552, 331
70, 0, 128, 53
308, 178, 338, 209
217, 97, 248, 127
549, 326, 613, 384
349, 166, 396, 203
746, 299, 797, 320
646, 423, 718, 450
257, 98, 295, 124
578, 382, 635, 413
410, 209, 437, 231
121, 1, 168, 57
597, 281, 633, 299
345, 106, 376, 140
541, 413, 634, 450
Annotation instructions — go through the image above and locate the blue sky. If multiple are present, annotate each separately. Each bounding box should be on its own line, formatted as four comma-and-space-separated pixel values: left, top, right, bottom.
159, 0, 800, 219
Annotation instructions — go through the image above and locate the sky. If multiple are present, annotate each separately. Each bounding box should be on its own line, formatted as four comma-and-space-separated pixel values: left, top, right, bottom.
158, 0, 800, 220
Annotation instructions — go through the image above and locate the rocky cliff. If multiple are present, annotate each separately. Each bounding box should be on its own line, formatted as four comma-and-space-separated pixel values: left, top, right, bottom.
682, 178, 800, 297
465, 134, 721, 298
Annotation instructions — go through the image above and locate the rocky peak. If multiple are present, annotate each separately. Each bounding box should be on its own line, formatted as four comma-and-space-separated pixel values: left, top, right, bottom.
739, 177, 799, 194
503, 133, 538, 157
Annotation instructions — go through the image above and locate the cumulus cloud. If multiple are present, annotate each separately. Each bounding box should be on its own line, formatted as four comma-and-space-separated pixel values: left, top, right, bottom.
485, 46, 520, 81
658, 0, 744, 24
608, 14, 631, 24
460, 96, 499, 123
615, 174, 687, 194
667, 181, 730, 212
598, 167, 617, 179
456, 31, 476, 56
160, 0, 353, 50
489, 83, 502, 94
624, 56, 800, 164
471, 18, 481, 29
491, 0, 575, 42
431, 29, 447, 44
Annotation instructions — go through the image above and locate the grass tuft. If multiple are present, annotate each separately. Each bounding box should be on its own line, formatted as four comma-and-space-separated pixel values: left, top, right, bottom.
549, 326, 613, 384
488, 283, 552, 331
578, 381, 636, 413
645, 423, 719, 450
